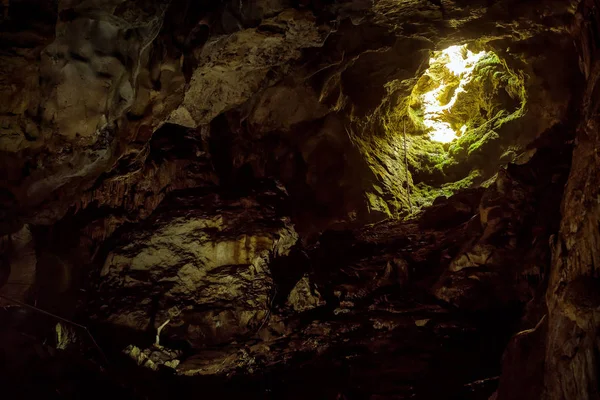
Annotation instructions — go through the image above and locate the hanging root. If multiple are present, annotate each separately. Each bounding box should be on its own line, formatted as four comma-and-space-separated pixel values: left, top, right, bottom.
403, 117, 413, 213
155, 319, 170, 347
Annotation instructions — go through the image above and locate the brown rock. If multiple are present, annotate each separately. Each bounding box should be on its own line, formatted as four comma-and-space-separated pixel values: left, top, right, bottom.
286, 275, 324, 312
92, 187, 297, 347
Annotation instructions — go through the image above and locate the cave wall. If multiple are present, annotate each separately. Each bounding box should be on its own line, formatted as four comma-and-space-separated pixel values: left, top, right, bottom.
543, 0, 600, 398
0, 1, 598, 399
496, 1, 600, 399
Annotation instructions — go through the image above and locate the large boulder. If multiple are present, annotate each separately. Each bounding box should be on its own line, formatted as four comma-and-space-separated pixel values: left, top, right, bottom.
93, 184, 298, 347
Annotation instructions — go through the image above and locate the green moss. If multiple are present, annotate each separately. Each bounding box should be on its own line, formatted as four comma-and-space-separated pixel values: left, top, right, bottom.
365, 191, 393, 217
355, 43, 528, 220
442, 168, 483, 191
412, 182, 443, 207
411, 168, 483, 208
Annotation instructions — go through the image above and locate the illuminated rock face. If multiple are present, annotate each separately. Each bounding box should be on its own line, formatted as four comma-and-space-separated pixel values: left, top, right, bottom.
93, 187, 297, 347
377, 43, 530, 211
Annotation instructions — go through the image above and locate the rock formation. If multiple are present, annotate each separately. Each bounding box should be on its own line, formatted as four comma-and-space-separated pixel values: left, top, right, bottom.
0, 0, 598, 399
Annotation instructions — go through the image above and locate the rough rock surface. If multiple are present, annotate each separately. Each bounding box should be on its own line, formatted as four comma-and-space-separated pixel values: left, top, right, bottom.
495, 2, 600, 399
433, 134, 572, 311
0, 0, 583, 235
286, 275, 324, 312
93, 184, 297, 347
172, 9, 328, 126
540, 2, 600, 399
0, 0, 597, 399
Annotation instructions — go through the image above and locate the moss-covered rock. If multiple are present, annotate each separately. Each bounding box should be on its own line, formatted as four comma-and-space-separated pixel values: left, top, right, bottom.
362, 43, 530, 215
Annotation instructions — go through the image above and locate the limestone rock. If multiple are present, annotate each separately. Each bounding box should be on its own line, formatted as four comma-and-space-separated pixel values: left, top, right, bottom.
249, 84, 329, 134
93, 185, 298, 348
286, 275, 324, 312
0, 0, 190, 232
171, 9, 327, 127
124, 344, 182, 371
534, 9, 600, 393
433, 142, 570, 310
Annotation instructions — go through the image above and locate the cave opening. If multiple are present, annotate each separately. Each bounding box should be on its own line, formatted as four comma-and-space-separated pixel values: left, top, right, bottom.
383, 42, 529, 211
409, 43, 526, 146
411, 44, 502, 144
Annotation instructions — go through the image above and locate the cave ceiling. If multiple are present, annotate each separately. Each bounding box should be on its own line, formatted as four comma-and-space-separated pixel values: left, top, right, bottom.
0, 0, 582, 233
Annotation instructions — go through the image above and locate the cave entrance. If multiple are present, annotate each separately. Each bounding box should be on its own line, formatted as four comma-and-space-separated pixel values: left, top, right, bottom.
411, 44, 490, 143
408, 43, 525, 146
396, 43, 528, 208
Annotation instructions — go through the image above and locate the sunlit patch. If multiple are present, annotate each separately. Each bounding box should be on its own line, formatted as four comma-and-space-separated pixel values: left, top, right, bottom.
420, 45, 488, 143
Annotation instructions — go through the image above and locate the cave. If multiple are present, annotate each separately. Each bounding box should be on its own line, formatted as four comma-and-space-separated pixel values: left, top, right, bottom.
0, 1, 599, 399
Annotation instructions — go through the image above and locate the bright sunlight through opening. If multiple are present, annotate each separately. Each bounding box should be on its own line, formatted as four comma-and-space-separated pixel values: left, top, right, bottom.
420, 45, 488, 143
